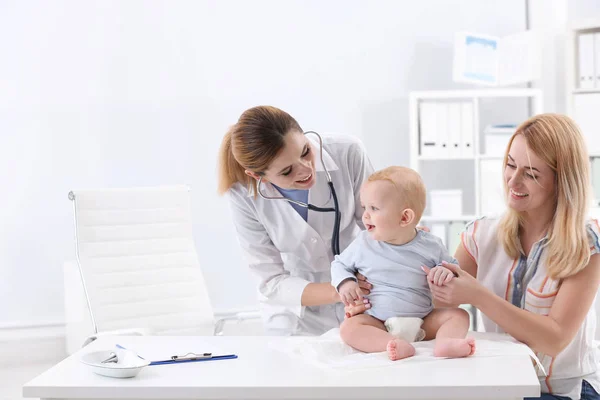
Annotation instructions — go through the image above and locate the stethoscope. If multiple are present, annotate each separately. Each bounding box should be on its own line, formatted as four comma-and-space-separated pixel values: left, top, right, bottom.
257, 131, 341, 255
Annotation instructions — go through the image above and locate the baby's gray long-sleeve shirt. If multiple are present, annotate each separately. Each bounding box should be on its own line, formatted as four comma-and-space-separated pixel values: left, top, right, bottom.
331, 230, 457, 321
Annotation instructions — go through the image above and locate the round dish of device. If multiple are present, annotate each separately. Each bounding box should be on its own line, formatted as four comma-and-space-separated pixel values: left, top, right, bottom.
80, 350, 151, 378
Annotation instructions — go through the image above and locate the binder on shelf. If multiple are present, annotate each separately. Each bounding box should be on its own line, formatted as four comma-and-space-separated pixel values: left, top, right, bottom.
447, 103, 462, 158
595, 33, 600, 88
460, 102, 475, 157
574, 93, 600, 156
578, 33, 595, 89
435, 103, 449, 157
419, 102, 438, 157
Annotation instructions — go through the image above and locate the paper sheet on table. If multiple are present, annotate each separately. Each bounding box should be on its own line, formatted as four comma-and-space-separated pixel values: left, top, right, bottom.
272, 330, 546, 376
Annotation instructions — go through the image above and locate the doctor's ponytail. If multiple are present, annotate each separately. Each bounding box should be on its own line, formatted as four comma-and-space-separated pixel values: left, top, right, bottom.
217, 106, 303, 196
217, 128, 248, 195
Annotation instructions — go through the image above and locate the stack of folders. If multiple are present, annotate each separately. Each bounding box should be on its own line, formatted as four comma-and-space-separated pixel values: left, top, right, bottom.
419, 101, 474, 158
578, 32, 600, 89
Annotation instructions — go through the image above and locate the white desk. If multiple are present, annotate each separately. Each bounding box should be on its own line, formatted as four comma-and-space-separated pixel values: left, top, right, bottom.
24, 335, 540, 400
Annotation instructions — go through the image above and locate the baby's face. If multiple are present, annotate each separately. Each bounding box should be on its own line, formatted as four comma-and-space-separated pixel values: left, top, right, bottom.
360, 180, 407, 242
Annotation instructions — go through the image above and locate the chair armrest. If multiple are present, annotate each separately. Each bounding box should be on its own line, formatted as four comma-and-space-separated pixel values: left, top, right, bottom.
82, 328, 151, 347
214, 311, 261, 336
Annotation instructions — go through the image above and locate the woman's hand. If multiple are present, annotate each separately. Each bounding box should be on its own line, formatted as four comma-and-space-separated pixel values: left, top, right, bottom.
422, 261, 483, 306
355, 272, 372, 296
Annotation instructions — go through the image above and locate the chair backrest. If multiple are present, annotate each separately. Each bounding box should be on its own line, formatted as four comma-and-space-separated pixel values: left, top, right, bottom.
68, 186, 215, 336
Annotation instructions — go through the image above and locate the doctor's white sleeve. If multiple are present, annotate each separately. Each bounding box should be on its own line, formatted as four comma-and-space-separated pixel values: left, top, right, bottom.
227, 189, 308, 317
330, 236, 361, 291
348, 138, 374, 227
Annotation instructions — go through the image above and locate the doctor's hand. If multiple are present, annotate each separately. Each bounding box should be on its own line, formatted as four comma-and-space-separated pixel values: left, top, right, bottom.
423, 261, 483, 306
338, 279, 363, 307
344, 298, 371, 319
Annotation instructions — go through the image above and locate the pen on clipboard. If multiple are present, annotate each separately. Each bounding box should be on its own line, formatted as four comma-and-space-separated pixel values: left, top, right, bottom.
172, 352, 213, 361
149, 352, 238, 366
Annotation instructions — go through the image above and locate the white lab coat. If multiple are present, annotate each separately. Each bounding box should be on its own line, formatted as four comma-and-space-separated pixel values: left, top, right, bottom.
227, 134, 374, 335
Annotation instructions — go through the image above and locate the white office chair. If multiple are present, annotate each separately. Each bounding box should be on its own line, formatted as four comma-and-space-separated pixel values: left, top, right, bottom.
67, 185, 258, 348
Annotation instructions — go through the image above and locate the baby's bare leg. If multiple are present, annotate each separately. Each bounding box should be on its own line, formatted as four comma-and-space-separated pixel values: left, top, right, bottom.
340, 314, 415, 360
422, 308, 475, 358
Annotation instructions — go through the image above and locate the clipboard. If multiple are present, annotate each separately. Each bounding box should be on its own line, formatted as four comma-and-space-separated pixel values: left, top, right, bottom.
149, 354, 238, 366
116, 345, 238, 367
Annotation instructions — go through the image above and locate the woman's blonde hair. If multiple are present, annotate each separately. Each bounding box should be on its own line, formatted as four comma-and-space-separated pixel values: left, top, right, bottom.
217, 106, 303, 195
498, 113, 591, 279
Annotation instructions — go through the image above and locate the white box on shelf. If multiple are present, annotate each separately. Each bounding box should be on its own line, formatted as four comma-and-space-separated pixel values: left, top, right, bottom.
430, 190, 463, 218
484, 125, 515, 156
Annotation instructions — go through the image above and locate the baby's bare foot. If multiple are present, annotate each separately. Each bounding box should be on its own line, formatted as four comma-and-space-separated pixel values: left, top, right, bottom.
386, 338, 415, 361
434, 337, 476, 358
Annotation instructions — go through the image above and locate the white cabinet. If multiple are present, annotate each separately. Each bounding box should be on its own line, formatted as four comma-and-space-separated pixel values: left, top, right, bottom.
566, 20, 600, 209
409, 89, 543, 253
573, 93, 600, 156
479, 158, 505, 216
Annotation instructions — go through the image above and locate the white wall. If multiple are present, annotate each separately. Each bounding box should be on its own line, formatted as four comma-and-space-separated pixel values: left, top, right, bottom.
527, 0, 600, 115
529, 0, 568, 113
569, 0, 600, 22
0, 0, 526, 327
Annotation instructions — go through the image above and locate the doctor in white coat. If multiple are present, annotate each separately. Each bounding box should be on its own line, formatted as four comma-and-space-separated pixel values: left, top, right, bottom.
218, 105, 373, 335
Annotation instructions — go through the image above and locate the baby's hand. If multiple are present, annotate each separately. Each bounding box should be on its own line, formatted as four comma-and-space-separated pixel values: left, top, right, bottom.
428, 265, 454, 286
338, 279, 363, 306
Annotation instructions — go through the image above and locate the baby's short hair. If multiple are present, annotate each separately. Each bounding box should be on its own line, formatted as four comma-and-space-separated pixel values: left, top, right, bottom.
367, 166, 426, 221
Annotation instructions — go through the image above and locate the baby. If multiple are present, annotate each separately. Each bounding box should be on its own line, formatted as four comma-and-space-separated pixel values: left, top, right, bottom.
331, 166, 475, 360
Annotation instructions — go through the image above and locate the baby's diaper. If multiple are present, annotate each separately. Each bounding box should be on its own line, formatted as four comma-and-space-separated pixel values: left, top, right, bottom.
384, 317, 425, 342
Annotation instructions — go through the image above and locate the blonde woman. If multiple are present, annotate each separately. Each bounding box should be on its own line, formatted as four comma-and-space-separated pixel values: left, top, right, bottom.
425, 114, 600, 400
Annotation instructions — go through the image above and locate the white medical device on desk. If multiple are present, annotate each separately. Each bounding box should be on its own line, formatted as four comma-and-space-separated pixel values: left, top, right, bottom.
80, 345, 150, 379
80, 343, 238, 379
